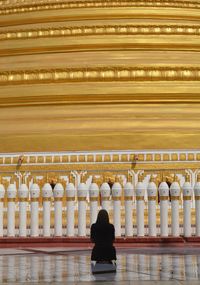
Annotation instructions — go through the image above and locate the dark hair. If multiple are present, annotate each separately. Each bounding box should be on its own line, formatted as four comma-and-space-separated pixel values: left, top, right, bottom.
96, 209, 109, 224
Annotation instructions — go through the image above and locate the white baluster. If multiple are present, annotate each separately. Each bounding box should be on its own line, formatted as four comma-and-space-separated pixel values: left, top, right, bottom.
18, 177, 29, 237
0, 179, 5, 237
170, 176, 181, 236
136, 176, 145, 236
112, 177, 122, 237
194, 174, 200, 236
124, 178, 133, 237
30, 178, 40, 237
147, 176, 157, 236
42, 180, 53, 237
66, 179, 75, 237
182, 175, 192, 237
7, 178, 17, 237
158, 181, 169, 237
53, 181, 64, 236
89, 178, 99, 225
100, 182, 110, 213
77, 181, 87, 236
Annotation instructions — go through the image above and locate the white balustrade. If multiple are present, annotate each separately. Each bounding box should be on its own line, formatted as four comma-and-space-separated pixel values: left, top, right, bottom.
53, 181, 64, 236
170, 178, 181, 236
89, 180, 99, 225
7, 180, 17, 237
30, 180, 40, 237
77, 182, 87, 236
112, 178, 122, 237
18, 180, 29, 237
124, 180, 133, 237
0, 181, 5, 236
183, 175, 192, 237
66, 181, 75, 237
158, 181, 169, 237
147, 178, 157, 236
136, 178, 145, 236
42, 181, 53, 237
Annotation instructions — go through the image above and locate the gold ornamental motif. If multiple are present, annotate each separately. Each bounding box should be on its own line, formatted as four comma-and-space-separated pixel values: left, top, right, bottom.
1, 0, 200, 15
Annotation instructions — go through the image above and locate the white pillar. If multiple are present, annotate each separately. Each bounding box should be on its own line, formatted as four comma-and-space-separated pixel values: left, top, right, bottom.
89, 179, 99, 225
158, 181, 169, 237
30, 180, 40, 237
100, 182, 111, 213
124, 180, 133, 236
7, 180, 17, 237
194, 174, 200, 236
0, 182, 5, 237
112, 178, 122, 237
170, 179, 180, 236
42, 182, 53, 237
66, 182, 76, 237
18, 181, 29, 237
53, 182, 64, 236
77, 182, 87, 236
147, 179, 157, 236
136, 178, 145, 236
182, 175, 192, 237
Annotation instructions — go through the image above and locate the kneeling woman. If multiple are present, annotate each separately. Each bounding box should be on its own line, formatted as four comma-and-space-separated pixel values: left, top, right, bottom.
91, 209, 116, 263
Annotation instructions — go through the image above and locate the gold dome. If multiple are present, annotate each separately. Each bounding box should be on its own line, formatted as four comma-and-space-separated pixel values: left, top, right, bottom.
0, 0, 200, 152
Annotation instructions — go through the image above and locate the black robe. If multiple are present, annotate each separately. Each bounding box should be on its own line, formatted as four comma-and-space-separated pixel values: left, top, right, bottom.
90, 222, 116, 261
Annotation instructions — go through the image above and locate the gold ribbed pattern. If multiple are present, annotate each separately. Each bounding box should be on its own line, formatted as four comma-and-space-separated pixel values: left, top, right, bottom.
1, 0, 200, 152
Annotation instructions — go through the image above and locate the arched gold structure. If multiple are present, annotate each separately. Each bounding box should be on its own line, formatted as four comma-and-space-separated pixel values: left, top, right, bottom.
0, 0, 200, 152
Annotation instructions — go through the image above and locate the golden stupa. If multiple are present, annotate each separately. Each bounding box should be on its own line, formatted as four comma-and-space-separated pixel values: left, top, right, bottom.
0, 0, 200, 152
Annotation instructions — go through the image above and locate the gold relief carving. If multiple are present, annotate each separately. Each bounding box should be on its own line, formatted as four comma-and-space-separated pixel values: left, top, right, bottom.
87, 155, 94, 162
13, 157, 19, 164
4, 157, 11, 164
172, 154, 178, 161
197, 154, 200, 160
46, 156, 52, 163
121, 154, 128, 162
79, 155, 85, 163
188, 154, 194, 161
37, 156, 44, 163
29, 156, 36, 163
155, 154, 161, 161
53, 156, 60, 163
163, 154, 170, 161
70, 155, 77, 163
96, 155, 102, 162
1, 0, 200, 15
0, 158, 3, 164
146, 154, 153, 161
1, 67, 200, 86
180, 154, 186, 161
138, 154, 144, 161
62, 156, 68, 163
104, 155, 111, 162
113, 155, 119, 162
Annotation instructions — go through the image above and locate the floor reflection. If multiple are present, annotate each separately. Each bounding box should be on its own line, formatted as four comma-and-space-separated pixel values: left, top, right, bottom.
0, 249, 200, 282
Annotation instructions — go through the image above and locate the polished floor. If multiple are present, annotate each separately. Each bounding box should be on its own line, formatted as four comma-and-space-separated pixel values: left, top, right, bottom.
0, 247, 200, 284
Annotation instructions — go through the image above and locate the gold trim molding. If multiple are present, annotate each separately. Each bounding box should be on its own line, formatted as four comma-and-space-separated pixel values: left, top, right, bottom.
1, 0, 200, 15
1, 66, 200, 85
1, 24, 200, 41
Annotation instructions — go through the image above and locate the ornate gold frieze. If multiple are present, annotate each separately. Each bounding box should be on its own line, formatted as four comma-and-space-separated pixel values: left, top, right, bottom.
1, 25, 200, 41
1, 0, 200, 15
1, 66, 200, 85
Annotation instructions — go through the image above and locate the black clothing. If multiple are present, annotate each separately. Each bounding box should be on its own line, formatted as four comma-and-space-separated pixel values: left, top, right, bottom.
91, 222, 116, 261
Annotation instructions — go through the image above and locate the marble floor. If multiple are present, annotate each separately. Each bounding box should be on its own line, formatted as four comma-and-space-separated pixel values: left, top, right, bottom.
0, 247, 200, 284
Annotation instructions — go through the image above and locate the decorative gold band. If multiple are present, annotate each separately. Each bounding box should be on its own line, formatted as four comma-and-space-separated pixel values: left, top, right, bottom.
136, 196, 144, 201
101, 197, 110, 201
54, 197, 63, 202
0, 198, 4, 202
183, 196, 191, 200
160, 196, 168, 201
90, 197, 98, 201
7, 198, 16, 202
113, 197, 121, 201
78, 197, 87, 201
124, 196, 133, 201
171, 196, 180, 201
195, 196, 200, 200
19, 198, 28, 202
66, 197, 75, 201
31, 198, 39, 202
42, 197, 51, 202
148, 197, 157, 201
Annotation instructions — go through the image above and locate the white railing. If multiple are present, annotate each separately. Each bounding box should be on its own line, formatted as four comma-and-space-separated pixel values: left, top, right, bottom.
0, 176, 200, 238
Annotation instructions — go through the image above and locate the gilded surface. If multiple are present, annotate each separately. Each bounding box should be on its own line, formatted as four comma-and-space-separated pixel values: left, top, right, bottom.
0, 0, 200, 152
